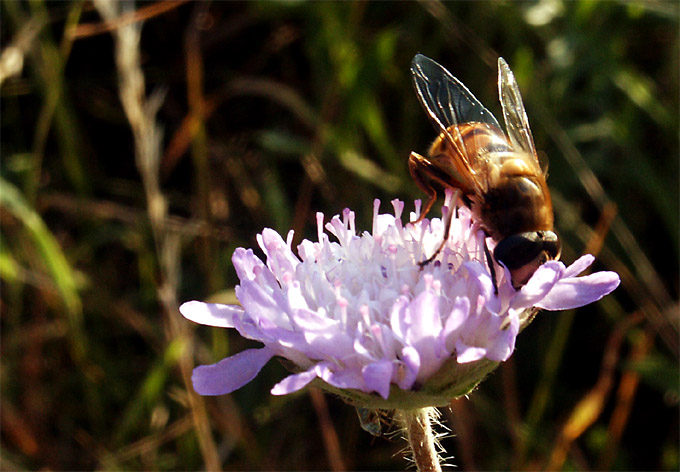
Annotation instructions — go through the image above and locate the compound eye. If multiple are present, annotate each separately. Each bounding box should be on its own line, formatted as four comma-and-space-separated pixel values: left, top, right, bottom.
542, 231, 561, 260
493, 232, 545, 270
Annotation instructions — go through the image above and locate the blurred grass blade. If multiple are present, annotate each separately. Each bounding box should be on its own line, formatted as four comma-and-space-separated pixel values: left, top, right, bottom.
0, 16, 43, 85
0, 241, 20, 282
629, 351, 680, 396
112, 337, 187, 446
613, 68, 672, 126
338, 149, 400, 192
0, 177, 82, 319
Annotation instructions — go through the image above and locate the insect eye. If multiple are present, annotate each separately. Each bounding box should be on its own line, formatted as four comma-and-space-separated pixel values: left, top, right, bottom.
542, 231, 561, 260
493, 233, 544, 270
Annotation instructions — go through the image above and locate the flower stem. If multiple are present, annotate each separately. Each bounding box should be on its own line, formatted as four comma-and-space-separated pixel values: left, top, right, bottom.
399, 407, 442, 472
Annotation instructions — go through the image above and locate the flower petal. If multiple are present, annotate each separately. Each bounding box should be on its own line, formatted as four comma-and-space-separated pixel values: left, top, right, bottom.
363, 360, 394, 399
485, 313, 519, 361
403, 290, 445, 380
236, 280, 286, 326
511, 261, 563, 309
464, 261, 495, 303
443, 296, 470, 335
192, 346, 275, 396
563, 254, 595, 278
406, 289, 442, 343
455, 341, 487, 363
258, 228, 300, 280
303, 328, 354, 360
316, 363, 365, 392
232, 247, 276, 287
535, 271, 620, 311
397, 346, 420, 389
389, 295, 409, 341
180, 301, 243, 328
271, 369, 318, 395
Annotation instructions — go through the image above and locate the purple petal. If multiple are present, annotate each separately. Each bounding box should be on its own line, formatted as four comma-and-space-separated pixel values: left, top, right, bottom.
397, 346, 420, 389
317, 364, 365, 391
404, 290, 444, 379
443, 296, 470, 335
254, 319, 303, 348
485, 313, 519, 361
231, 317, 266, 342
363, 360, 394, 399
285, 281, 311, 312
292, 306, 339, 331
372, 323, 397, 360
455, 341, 487, 363
464, 261, 495, 302
231, 247, 257, 279
258, 228, 300, 279
192, 346, 275, 396
389, 295, 409, 340
236, 280, 281, 323
180, 301, 243, 328
563, 254, 595, 278
374, 213, 398, 235
296, 239, 317, 262
406, 289, 442, 342
511, 261, 563, 309
271, 369, 318, 395
232, 248, 275, 287
535, 271, 620, 311
303, 329, 354, 360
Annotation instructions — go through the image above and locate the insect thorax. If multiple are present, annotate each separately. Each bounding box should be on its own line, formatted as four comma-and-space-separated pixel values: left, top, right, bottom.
477, 157, 553, 239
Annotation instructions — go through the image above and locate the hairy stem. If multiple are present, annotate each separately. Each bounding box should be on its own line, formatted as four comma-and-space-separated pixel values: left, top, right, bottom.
399, 408, 442, 472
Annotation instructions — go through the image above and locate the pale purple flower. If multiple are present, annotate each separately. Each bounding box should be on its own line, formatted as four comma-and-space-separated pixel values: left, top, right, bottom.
181, 193, 619, 405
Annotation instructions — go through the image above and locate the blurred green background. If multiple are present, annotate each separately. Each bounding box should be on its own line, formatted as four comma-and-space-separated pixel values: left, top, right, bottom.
1, 1, 678, 470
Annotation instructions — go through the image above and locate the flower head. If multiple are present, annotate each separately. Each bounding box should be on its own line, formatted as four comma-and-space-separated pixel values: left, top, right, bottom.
181, 193, 619, 408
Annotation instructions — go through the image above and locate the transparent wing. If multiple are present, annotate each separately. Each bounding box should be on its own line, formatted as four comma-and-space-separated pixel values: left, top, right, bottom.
411, 54, 501, 135
497, 58, 542, 171
411, 54, 502, 187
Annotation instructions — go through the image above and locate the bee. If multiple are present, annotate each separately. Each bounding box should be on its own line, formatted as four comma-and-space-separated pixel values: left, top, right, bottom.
409, 54, 560, 289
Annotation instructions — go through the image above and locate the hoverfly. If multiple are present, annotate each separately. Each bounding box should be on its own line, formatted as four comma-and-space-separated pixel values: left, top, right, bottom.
409, 54, 560, 289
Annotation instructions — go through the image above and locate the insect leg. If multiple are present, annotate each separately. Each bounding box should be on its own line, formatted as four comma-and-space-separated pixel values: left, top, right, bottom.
408, 152, 438, 223
418, 189, 460, 268
483, 239, 499, 295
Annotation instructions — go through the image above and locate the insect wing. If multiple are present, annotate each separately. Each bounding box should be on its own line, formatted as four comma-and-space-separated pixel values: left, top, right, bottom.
411, 54, 501, 132
411, 54, 502, 187
497, 58, 542, 171
356, 407, 382, 436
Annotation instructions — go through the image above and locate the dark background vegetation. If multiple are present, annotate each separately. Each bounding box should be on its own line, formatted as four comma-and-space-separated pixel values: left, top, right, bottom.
1, 1, 678, 470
